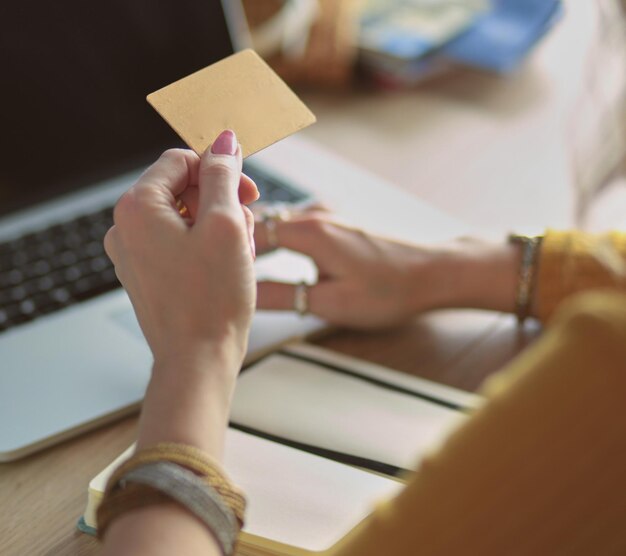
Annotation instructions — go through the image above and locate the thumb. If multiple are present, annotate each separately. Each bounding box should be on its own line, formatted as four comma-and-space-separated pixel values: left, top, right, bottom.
197, 129, 242, 216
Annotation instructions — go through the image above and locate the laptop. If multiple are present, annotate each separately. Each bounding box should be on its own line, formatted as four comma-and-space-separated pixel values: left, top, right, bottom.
0, 0, 468, 461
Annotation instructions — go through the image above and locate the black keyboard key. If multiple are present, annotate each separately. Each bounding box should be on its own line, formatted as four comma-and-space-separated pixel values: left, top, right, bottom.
89, 222, 110, 241
51, 287, 72, 305
0, 303, 19, 323
0, 269, 24, 288
50, 250, 78, 269
63, 231, 85, 250
69, 274, 115, 301
22, 259, 52, 279
9, 285, 28, 302
11, 251, 29, 267
85, 241, 105, 257
1, 302, 30, 326
22, 279, 43, 297
36, 275, 56, 292
90, 256, 111, 273
36, 240, 57, 258
63, 265, 83, 282
19, 299, 36, 317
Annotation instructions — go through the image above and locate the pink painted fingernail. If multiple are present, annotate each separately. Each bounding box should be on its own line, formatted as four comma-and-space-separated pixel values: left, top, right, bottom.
211, 130, 237, 155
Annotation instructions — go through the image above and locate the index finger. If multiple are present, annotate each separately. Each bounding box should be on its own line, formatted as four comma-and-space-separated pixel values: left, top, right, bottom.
135, 148, 199, 199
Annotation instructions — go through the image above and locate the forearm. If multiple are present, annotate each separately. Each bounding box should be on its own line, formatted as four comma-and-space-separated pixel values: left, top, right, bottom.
409, 230, 626, 324
101, 503, 222, 556
101, 346, 241, 556
135, 347, 239, 456
409, 238, 520, 315
99, 133, 254, 556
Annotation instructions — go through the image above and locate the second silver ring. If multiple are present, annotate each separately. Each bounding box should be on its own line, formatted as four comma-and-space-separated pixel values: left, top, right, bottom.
262, 209, 289, 250
293, 281, 309, 316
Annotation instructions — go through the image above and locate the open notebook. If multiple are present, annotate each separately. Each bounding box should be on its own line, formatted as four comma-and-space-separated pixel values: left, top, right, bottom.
79, 344, 481, 555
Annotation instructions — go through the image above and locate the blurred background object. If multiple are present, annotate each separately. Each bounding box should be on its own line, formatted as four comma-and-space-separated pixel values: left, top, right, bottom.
243, 0, 565, 90
359, 0, 564, 88
568, 0, 626, 229
243, 0, 358, 88
245, 0, 318, 59
357, 0, 486, 87
243, 1, 626, 237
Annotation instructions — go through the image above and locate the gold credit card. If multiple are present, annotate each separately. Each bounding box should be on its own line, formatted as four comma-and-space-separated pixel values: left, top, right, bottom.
147, 49, 316, 157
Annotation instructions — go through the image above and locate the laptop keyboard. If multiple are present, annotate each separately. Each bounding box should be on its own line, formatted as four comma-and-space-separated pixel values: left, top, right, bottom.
0, 166, 310, 334
245, 163, 311, 205
0, 207, 116, 332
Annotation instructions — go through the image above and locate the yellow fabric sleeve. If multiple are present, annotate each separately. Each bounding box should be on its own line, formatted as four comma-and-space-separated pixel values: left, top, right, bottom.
330, 291, 626, 556
535, 229, 626, 322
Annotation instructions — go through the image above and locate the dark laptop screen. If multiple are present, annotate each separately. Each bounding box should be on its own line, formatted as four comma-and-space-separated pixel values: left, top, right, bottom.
0, 0, 236, 217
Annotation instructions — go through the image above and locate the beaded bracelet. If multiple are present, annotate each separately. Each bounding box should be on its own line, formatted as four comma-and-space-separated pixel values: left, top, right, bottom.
508, 234, 543, 325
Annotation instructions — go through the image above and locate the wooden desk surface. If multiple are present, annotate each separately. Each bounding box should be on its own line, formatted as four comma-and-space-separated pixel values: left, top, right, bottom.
0, 4, 592, 554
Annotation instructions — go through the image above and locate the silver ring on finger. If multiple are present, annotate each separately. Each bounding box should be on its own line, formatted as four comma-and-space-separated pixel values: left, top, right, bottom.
264, 214, 279, 250
261, 208, 289, 250
294, 281, 309, 316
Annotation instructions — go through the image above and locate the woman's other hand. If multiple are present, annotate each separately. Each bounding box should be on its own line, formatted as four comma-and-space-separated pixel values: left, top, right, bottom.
255, 212, 520, 329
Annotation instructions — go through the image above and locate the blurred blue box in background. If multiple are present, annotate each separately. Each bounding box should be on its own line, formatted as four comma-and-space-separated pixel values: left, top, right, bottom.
441, 0, 564, 73
358, 0, 564, 87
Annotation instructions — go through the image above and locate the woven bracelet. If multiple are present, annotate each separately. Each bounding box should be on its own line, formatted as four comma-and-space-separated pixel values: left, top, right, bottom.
97, 461, 238, 555
508, 234, 543, 325
103, 443, 246, 526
